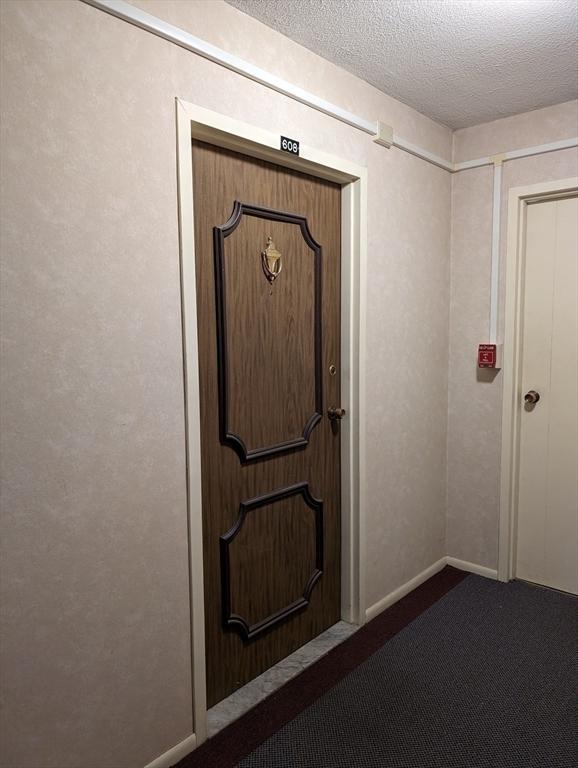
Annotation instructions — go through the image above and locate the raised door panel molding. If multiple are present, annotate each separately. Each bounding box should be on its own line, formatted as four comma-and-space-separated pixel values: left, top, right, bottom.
214, 201, 323, 462
220, 482, 324, 641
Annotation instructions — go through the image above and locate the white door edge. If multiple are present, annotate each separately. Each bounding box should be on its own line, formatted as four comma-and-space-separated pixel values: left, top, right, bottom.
498, 177, 578, 584
175, 98, 368, 745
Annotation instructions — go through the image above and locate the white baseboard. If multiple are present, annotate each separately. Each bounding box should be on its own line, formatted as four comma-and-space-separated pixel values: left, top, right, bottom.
445, 556, 498, 580
365, 557, 447, 622
365, 555, 498, 622
143, 733, 197, 768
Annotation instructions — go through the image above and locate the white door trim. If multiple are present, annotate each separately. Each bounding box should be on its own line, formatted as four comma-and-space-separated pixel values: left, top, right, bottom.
498, 176, 578, 583
175, 99, 368, 745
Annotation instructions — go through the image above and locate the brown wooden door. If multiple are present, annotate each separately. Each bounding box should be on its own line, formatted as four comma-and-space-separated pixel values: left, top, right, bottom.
192, 140, 341, 707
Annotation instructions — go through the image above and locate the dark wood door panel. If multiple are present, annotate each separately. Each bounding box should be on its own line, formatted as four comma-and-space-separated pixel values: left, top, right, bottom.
192, 140, 341, 707
221, 483, 323, 641
216, 207, 322, 460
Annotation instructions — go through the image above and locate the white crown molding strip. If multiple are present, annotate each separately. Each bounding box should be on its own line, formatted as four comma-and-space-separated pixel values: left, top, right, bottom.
504, 136, 578, 161
453, 136, 578, 172
78, 0, 449, 171
392, 135, 454, 172
80, 0, 578, 176
80, 0, 377, 134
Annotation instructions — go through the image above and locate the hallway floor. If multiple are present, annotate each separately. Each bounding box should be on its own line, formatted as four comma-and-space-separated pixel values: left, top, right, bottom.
176, 568, 577, 768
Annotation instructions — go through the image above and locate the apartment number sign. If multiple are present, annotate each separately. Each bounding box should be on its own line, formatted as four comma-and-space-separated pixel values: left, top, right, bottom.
280, 136, 300, 156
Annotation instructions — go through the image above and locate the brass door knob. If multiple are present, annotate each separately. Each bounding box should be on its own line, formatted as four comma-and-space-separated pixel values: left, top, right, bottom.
328, 407, 346, 420
524, 390, 540, 405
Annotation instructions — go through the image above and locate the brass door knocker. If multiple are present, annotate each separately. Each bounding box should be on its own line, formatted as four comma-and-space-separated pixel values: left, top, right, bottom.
261, 237, 282, 285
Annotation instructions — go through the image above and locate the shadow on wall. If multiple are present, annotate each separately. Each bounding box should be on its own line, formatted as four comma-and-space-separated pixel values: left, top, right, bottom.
476, 368, 500, 383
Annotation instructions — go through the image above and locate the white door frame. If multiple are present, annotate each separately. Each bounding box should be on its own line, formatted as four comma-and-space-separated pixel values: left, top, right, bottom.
175, 98, 368, 743
498, 176, 578, 583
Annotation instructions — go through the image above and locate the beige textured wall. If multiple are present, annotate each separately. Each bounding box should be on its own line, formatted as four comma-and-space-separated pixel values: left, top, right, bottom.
447, 102, 578, 569
0, 1, 451, 766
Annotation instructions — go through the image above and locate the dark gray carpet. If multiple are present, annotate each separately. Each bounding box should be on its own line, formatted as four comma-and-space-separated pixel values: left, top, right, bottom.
237, 576, 578, 768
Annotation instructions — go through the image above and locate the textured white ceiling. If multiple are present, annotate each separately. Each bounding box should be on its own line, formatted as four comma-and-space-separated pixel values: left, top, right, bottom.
225, 0, 578, 129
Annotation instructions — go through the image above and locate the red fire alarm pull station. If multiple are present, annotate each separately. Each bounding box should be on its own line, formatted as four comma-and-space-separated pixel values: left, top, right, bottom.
478, 343, 502, 369
478, 344, 496, 367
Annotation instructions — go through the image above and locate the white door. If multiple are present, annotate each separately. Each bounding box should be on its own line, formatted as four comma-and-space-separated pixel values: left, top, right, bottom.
516, 195, 578, 594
